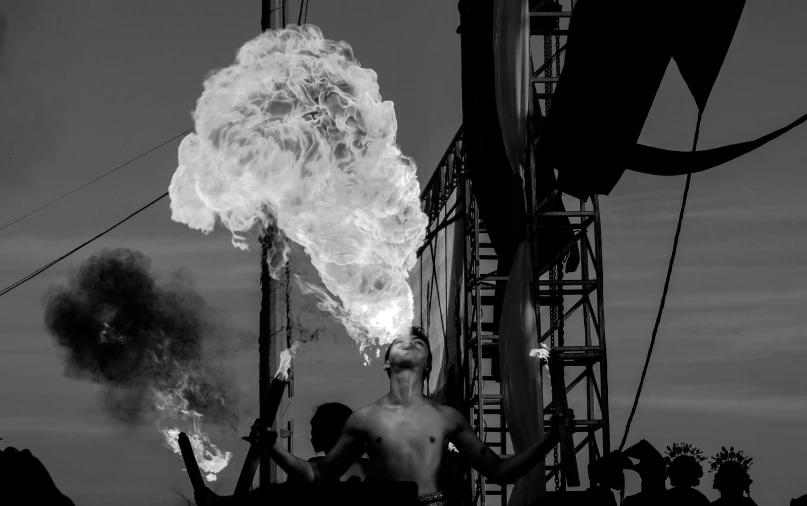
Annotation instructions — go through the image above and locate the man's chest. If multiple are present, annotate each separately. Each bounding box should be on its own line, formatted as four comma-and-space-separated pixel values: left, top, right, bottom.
363, 408, 451, 453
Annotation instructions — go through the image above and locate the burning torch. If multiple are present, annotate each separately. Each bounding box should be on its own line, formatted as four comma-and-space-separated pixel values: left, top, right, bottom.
177, 432, 206, 494
531, 345, 579, 487
234, 346, 296, 496
176, 348, 295, 496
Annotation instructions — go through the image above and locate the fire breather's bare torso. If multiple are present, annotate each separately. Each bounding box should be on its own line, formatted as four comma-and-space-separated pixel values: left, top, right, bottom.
358, 399, 454, 495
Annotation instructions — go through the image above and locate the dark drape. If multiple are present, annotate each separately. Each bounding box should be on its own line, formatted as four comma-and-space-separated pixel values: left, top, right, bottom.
536, 0, 803, 198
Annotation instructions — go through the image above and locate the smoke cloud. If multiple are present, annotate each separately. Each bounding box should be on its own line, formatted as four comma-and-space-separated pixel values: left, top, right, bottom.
43, 248, 240, 428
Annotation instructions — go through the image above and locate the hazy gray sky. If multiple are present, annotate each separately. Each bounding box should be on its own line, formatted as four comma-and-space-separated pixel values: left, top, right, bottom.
1, 1, 806, 505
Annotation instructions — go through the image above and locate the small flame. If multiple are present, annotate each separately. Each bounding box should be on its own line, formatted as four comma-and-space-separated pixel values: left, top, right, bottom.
529, 343, 551, 379
274, 342, 301, 381
153, 379, 233, 482
168, 25, 428, 356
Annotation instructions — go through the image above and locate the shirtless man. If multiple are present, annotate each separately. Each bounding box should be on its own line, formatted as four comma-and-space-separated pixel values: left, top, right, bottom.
197, 326, 573, 505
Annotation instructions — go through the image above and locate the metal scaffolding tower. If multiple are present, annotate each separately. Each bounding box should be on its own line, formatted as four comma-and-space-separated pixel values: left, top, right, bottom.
417, 1, 610, 504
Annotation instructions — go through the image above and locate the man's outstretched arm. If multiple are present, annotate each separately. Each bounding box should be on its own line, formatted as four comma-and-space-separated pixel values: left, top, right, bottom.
257, 413, 365, 483
448, 407, 567, 484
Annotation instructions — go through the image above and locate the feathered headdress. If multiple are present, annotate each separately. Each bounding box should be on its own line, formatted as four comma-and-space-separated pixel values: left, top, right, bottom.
709, 446, 753, 473
664, 442, 706, 467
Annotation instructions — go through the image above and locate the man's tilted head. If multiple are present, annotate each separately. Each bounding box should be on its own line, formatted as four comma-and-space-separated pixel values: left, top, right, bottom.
382, 326, 432, 378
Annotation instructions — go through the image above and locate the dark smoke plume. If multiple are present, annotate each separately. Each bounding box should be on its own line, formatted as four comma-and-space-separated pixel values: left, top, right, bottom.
43, 248, 240, 428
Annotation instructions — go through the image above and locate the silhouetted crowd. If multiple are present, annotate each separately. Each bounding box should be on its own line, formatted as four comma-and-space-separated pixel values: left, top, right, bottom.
583, 438, 765, 506
3, 411, 807, 505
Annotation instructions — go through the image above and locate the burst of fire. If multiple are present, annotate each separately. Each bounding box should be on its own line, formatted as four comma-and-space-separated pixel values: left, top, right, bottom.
153, 379, 233, 482
529, 343, 551, 379
275, 342, 300, 381
168, 25, 428, 355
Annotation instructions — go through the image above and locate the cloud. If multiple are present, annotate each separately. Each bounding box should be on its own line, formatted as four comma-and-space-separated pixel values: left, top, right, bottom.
0, 10, 7, 73
603, 184, 807, 233
609, 286, 807, 311
0, 233, 263, 298
612, 392, 807, 421
0, 415, 116, 436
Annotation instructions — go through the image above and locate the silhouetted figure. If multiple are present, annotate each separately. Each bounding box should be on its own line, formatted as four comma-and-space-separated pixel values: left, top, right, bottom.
0, 446, 75, 506
664, 442, 710, 506
792, 494, 807, 506
622, 440, 669, 506
307, 402, 372, 482
586, 450, 632, 506
709, 447, 757, 506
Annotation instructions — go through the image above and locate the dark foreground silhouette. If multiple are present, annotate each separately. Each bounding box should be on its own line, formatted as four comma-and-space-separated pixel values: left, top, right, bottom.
0, 446, 75, 506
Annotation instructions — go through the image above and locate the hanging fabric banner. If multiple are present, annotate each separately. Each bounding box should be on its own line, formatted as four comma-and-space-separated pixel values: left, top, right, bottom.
499, 239, 545, 505
493, 0, 531, 176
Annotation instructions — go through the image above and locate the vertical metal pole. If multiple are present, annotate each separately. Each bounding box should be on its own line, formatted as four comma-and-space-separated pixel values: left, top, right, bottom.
259, 233, 278, 487
285, 263, 294, 464
473, 195, 486, 506
259, 0, 286, 488
461, 166, 474, 506
592, 195, 610, 455
261, 0, 285, 32
580, 198, 596, 466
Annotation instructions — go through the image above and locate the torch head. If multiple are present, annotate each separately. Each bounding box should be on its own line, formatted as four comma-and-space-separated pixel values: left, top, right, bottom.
274, 343, 301, 381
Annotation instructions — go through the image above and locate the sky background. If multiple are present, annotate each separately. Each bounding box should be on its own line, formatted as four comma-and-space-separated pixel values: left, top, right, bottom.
0, 1, 806, 505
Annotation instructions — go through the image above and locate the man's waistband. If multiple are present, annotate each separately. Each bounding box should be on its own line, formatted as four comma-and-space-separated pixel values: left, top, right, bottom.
418, 490, 450, 506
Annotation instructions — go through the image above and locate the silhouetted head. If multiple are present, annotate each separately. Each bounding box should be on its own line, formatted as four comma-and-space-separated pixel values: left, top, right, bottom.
310, 402, 353, 454
624, 440, 666, 486
791, 494, 807, 506
713, 461, 752, 496
382, 326, 432, 381
668, 455, 704, 488
588, 450, 631, 491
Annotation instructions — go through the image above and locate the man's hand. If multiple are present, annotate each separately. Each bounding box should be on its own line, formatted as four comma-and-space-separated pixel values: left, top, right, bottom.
549, 408, 575, 438
194, 487, 227, 506
248, 418, 279, 450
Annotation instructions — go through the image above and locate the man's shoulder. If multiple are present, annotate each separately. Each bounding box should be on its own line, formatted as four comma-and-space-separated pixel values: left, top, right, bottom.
433, 403, 465, 427
350, 401, 387, 428
434, 402, 459, 415
349, 404, 374, 424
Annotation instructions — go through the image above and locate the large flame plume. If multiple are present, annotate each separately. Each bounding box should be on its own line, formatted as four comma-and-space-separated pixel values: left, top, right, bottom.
169, 25, 428, 351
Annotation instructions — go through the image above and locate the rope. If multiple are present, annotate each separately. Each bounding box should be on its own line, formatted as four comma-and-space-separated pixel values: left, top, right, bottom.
0, 192, 169, 299
297, 0, 305, 24
618, 110, 703, 451
544, 29, 553, 112
298, 0, 310, 25
549, 264, 560, 490
0, 128, 192, 233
